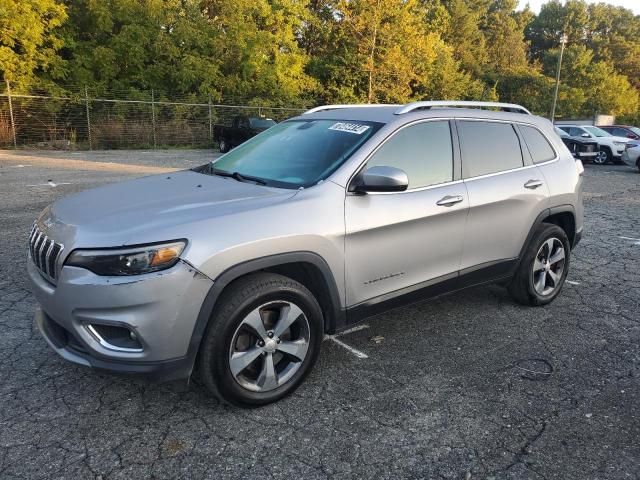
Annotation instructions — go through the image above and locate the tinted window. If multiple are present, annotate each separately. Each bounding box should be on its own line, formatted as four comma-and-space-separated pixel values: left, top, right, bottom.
459, 121, 523, 178
520, 125, 556, 163
366, 121, 453, 189
569, 127, 585, 137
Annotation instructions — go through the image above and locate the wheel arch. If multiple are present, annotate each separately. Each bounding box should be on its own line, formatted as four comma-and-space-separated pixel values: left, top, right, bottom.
518, 206, 577, 263
185, 252, 344, 376
543, 208, 576, 247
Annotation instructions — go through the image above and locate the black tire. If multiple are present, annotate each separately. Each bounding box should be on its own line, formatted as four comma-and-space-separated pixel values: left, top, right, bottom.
508, 223, 571, 306
219, 138, 229, 153
593, 147, 611, 165
198, 272, 323, 407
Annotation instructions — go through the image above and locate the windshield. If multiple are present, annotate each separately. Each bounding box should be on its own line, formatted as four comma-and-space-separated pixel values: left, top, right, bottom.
584, 126, 611, 137
249, 118, 277, 129
554, 127, 568, 137
211, 119, 382, 189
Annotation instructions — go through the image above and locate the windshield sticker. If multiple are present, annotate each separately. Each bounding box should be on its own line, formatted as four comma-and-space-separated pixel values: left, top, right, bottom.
328, 122, 370, 135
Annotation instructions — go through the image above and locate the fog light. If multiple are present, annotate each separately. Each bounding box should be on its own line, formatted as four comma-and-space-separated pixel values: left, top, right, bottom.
87, 324, 143, 353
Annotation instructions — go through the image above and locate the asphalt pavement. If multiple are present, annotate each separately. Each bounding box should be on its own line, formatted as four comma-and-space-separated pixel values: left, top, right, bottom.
0, 150, 638, 479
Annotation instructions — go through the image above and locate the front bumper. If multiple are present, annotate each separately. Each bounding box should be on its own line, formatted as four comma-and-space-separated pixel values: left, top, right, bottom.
28, 257, 213, 380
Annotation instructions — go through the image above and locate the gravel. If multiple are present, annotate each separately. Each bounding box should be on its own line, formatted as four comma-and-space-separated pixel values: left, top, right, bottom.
0, 150, 639, 479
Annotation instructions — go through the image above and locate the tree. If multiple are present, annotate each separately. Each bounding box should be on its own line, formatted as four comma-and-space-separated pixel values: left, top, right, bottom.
0, 0, 66, 91
482, 0, 532, 74
541, 45, 638, 117
303, 0, 481, 104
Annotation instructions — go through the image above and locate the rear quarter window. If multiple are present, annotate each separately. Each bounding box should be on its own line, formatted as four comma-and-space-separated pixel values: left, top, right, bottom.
458, 121, 524, 178
520, 125, 556, 163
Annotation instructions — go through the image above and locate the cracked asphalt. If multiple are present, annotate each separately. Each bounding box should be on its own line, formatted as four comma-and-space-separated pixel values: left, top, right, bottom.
1, 150, 639, 480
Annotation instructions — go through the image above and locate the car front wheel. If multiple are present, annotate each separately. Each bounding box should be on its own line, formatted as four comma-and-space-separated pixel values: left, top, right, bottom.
198, 273, 323, 406
593, 148, 610, 165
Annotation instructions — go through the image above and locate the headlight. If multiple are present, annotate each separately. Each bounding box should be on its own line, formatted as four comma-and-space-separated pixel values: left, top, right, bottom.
613, 141, 626, 147
66, 240, 186, 276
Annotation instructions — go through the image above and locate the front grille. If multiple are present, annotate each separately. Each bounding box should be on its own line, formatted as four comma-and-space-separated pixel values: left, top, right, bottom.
29, 223, 64, 282
582, 144, 596, 153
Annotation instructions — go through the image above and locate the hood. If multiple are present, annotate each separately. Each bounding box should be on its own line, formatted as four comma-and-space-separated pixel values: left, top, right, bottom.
605, 135, 631, 143
38, 169, 296, 249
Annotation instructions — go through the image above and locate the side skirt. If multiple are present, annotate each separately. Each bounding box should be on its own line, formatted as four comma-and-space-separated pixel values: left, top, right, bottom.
344, 258, 517, 326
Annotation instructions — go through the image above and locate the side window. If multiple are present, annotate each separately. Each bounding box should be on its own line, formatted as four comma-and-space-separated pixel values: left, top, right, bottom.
613, 128, 628, 137
520, 125, 556, 163
366, 121, 453, 189
570, 127, 586, 137
458, 121, 524, 178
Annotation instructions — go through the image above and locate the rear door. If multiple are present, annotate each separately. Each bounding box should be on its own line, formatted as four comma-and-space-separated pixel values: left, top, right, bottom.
344, 120, 468, 306
457, 120, 550, 273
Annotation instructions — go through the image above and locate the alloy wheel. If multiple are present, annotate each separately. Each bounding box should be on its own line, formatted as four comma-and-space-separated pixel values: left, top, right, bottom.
228, 301, 310, 392
532, 237, 566, 296
594, 150, 607, 164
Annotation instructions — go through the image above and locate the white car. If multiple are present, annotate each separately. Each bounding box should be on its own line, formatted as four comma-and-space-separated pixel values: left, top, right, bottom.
621, 142, 640, 172
557, 125, 629, 165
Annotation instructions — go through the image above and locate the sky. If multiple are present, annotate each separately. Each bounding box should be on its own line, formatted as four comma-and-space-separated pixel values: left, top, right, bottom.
519, 0, 640, 14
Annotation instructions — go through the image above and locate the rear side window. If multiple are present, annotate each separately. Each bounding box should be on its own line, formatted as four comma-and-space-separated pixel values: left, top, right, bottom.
366, 121, 453, 189
458, 121, 524, 178
520, 125, 556, 163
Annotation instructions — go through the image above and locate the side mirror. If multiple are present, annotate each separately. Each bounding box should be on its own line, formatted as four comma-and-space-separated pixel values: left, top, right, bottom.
352, 166, 409, 193
581, 133, 590, 138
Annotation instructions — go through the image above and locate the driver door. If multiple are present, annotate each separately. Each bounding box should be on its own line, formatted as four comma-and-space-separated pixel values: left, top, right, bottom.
344, 120, 468, 308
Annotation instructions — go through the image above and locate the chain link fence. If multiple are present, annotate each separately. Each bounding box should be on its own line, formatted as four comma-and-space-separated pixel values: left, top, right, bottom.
0, 87, 306, 150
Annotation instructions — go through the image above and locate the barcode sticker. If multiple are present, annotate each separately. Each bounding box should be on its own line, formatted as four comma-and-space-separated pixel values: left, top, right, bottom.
328, 122, 370, 135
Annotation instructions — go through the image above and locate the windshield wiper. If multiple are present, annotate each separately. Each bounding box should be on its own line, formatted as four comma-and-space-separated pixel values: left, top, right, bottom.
211, 168, 267, 185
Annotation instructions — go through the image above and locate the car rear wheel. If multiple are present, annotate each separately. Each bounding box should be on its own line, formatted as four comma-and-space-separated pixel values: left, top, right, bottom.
197, 273, 323, 406
508, 223, 570, 306
593, 148, 610, 165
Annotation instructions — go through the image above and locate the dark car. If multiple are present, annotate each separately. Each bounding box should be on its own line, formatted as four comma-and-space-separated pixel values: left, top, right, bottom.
598, 125, 640, 140
214, 116, 277, 152
554, 127, 598, 162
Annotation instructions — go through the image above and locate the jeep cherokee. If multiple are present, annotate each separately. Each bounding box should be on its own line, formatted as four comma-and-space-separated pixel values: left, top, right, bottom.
28, 101, 584, 406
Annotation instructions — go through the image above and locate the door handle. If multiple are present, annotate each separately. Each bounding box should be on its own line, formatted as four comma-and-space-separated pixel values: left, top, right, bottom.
524, 179, 543, 189
436, 195, 464, 207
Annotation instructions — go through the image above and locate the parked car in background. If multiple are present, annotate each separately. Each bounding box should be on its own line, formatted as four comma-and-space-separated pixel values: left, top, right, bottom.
554, 127, 598, 163
621, 142, 640, 172
598, 125, 640, 140
28, 100, 584, 406
214, 116, 277, 152
556, 125, 629, 165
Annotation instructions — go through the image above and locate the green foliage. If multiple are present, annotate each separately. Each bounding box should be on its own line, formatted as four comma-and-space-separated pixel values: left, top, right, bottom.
0, 0, 67, 91
2, 0, 640, 121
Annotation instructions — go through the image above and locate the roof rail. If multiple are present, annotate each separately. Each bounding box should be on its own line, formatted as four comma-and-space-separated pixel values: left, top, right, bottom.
303, 104, 400, 114
394, 101, 531, 115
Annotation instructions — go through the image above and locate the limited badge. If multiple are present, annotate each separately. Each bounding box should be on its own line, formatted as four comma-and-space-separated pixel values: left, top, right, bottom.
328, 122, 370, 134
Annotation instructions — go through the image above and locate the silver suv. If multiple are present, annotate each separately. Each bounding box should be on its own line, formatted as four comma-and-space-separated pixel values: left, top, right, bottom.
28, 101, 584, 406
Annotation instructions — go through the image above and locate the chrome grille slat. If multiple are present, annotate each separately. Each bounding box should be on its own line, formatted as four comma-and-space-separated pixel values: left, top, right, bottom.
44, 240, 55, 276
39, 238, 51, 272
28, 223, 64, 283
33, 232, 44, 269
